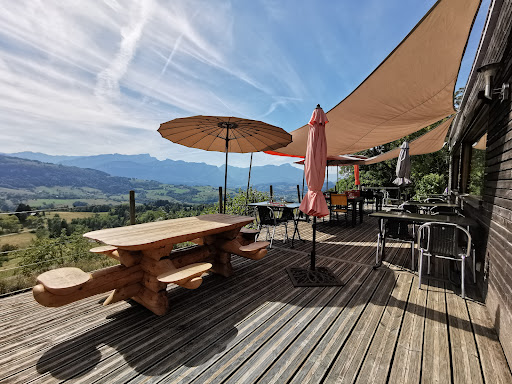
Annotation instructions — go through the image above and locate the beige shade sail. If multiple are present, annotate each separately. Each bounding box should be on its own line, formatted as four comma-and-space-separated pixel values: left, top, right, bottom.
473, 133, 487, 150
270, 0, 481, 157
158, 116, 292, 153
361, 116, 454, 165
294, 154, 368, 166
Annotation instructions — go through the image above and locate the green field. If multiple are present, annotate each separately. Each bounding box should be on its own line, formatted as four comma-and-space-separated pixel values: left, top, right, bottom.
46, 211, 100, 220
0, 231, 36, 248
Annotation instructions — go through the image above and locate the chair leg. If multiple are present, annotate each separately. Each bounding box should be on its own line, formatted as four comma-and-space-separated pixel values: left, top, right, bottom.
472, 248, 476, 284
376, 234, 381, 265
270, 225, 276, 248
461, 257, 465, 299
418, 249, 423, 289
283, 223, 288, 243
427, 255, 431, 275
410, 241, 415, 271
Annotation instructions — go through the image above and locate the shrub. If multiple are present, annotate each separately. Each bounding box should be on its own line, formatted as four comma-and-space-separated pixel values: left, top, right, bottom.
414, 173, 445, 199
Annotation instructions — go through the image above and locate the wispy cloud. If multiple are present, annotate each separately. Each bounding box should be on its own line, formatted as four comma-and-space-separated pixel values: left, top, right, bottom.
95, 0, 154, 103
0, 0, 487, 167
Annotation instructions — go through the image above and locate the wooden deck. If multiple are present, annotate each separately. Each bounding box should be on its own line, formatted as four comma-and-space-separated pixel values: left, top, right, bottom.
0, 216, 511, 383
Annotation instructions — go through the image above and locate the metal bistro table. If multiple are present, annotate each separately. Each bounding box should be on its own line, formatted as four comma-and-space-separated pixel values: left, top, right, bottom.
369, 211, 477, 269
248, 202, 302, 246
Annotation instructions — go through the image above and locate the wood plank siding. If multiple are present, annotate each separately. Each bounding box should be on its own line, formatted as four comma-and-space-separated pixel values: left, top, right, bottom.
449, 0, 512, 367
0, 218, 510, 383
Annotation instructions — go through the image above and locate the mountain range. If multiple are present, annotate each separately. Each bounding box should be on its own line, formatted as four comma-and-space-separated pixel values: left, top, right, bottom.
4, 152, 304, 189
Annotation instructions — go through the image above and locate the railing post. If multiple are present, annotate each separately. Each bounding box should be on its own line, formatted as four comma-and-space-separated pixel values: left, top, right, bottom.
270, 185, 273, 202
129, 190, 136, 225
218, 187, 223, 213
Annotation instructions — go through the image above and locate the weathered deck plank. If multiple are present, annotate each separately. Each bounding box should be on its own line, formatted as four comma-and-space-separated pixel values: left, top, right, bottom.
355, 272, 413, 384
0, 216, 510, 384
388, 275, 427, 384
421, 280, 451, 384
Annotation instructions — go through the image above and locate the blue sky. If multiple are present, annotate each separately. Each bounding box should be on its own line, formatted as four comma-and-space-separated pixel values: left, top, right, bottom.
0, 0, 489, 168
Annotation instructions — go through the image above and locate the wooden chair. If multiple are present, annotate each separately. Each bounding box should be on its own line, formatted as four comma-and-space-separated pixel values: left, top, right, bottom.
329, 193, 349, 224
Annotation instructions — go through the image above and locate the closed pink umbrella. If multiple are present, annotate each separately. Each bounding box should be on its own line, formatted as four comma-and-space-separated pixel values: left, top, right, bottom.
299, 106, 329, 217
287, 105, 342, 287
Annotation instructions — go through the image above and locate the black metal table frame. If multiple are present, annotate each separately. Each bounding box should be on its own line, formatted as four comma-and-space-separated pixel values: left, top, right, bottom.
370, 212, 476, 269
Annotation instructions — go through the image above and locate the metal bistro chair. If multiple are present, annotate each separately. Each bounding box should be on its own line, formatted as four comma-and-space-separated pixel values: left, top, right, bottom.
255, 205, 296, 248
425, 197, 446, 204
376, 209, 416, 270
429, 205, 461, 216
399, 202, 419, 214
329, 193, 349, 225
361, 190, 376, 212
417, 222, 475, 298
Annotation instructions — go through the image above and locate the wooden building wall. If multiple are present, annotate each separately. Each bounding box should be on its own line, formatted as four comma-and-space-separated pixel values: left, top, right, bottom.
451, 0, 512, 365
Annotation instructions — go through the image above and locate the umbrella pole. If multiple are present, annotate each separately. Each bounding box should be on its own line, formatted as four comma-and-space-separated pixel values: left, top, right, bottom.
311, 216, 316, 270
246, 153, 253, 214
302, 167, 305, 199
337, 165, 339, 192
326, 166, 328, 191
224, 129, 229, 214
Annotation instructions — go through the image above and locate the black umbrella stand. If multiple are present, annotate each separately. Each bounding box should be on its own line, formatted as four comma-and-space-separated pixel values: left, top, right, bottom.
286, 216, 343, 287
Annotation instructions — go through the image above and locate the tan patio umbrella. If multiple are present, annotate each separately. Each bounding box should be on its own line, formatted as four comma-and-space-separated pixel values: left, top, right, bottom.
158, 116, 292, 212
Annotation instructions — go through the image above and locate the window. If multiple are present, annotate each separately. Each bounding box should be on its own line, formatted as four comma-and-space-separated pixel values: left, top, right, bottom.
468, 133, 486, 197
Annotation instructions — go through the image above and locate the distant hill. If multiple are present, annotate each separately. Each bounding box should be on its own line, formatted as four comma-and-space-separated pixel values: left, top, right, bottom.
4, 152, 304, 188
0, 155, 223, 209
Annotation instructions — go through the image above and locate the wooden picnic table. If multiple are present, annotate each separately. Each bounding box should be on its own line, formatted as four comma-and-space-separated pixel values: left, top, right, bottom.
33, 214, 270, 316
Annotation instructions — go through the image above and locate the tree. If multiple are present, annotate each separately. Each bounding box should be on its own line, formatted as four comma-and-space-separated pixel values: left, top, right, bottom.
337, 116, 451, 197
15, 203, 31, 223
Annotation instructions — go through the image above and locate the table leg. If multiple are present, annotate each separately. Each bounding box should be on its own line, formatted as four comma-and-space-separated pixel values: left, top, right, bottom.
359, 200, 364, 223
351, 201, 356, 227
135, 248, 174, 315
212, 250, 233, 277
203, 231, 240, 277
291, 218, 302, 248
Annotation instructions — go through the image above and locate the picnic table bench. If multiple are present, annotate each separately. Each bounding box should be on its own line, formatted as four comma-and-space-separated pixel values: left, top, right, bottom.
32, 214, 269, 315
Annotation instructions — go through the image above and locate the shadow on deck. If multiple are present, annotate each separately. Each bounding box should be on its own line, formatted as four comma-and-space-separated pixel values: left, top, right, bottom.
0, 216, 510, 383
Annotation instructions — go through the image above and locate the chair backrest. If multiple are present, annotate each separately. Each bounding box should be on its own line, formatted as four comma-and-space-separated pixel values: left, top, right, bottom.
361, 190, 374, 199
430, 206, 457, 215
330, 193, 348, 207
385, 220, 411, 239
399, 203, 419, 214
256, 206, 275, 225
280, 207, 295, 221
425, 197, 445, 204
417, 222, 471, 257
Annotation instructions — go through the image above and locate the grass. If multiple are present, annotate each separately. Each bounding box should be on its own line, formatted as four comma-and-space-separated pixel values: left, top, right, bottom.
0, 231, 36, 249
27, 198, 120, 206
46, 211, 98, 220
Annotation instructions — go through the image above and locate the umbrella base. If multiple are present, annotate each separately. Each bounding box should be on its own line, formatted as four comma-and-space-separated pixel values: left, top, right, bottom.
286, 267, 343, 287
